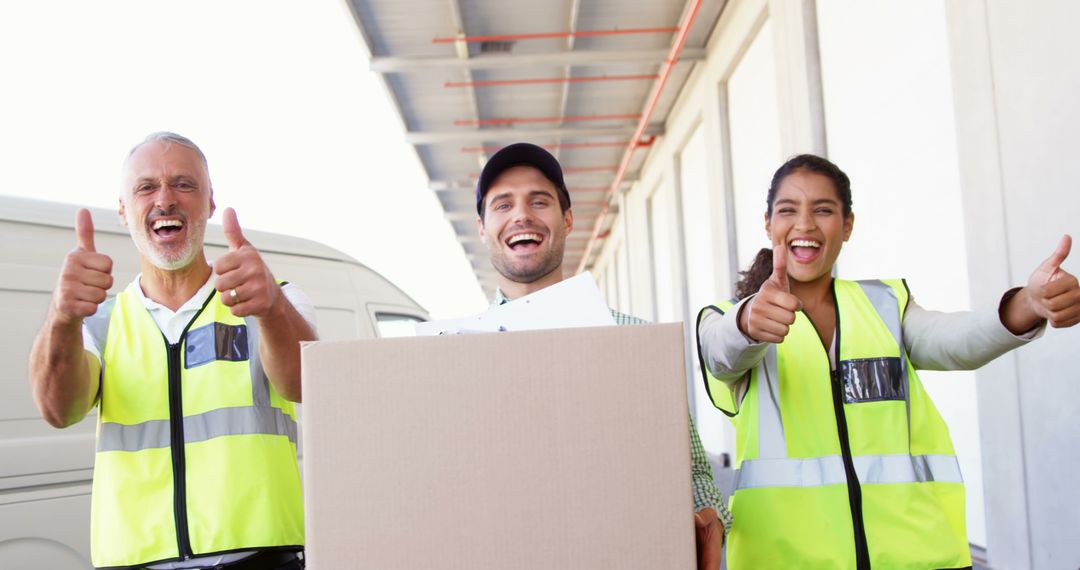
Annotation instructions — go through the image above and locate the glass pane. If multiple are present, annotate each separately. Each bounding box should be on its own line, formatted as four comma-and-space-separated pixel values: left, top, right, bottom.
679, 124, 717, 318
617, 243, 631, 314
605, 258, 618, 307
375, 313, 425, 338
728, 19, 783, 273
649, 183, 679, 323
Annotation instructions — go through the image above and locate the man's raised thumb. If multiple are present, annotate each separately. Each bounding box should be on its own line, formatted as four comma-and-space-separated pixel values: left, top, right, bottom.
75, 208, 96, 253
222, 208, 248, 251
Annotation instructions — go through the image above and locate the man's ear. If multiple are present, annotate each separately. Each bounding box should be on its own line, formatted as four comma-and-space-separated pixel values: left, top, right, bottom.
118, 196, 128, 227
477, 215, 487, 244
564, 208, 573, 233
208, 187, 216, 218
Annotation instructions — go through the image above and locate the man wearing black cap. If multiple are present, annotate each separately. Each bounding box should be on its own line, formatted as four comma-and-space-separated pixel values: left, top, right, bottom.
476, 142, 731, 569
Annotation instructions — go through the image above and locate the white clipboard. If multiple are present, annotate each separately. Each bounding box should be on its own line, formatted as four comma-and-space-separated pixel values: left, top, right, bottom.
415, 272, 616, 336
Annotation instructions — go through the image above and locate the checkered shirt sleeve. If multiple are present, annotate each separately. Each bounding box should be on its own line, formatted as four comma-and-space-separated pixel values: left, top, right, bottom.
609, 309, 733, 532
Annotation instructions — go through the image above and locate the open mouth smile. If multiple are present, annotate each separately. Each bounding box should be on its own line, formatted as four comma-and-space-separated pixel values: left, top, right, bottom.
789, 238, 822, 263
505, 232, 545, 252
149, 217, 185, 241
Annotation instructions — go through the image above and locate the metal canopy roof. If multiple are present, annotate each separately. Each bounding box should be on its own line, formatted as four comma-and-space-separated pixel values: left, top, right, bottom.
346, 0, 727, 296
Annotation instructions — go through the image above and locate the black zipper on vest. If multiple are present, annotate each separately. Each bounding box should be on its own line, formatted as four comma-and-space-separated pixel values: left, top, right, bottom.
166, 340, 193, 559
823, 283, 871, 569
163, 290, 219, 561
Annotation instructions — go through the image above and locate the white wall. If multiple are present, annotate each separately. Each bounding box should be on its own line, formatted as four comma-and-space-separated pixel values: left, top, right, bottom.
946, 1, 1080, 567
815, 0, 985, 548
589, 0, 1079, 563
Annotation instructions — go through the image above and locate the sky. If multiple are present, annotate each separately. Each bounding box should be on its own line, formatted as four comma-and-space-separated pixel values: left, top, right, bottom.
0, 0, 489, 319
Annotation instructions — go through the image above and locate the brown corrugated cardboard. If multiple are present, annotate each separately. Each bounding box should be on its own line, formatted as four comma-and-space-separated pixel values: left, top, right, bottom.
301, 323, 695, 569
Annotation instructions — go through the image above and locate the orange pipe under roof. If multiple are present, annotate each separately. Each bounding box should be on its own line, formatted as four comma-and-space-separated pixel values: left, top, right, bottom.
433, 27, 678, 44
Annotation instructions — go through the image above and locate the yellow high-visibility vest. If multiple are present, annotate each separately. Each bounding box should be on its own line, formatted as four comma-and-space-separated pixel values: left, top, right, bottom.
90, 282, 304, 569
698, 279, 970, 569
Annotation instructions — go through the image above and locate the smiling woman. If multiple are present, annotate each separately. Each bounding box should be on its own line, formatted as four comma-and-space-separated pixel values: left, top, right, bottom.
733, 154, 853, 303
695, 153, 1080, 569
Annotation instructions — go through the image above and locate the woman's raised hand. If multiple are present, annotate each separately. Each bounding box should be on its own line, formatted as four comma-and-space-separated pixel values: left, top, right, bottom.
740, 236, 803, 343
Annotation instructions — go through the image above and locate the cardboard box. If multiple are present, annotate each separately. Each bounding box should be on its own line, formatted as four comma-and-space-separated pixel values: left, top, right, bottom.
301, 323, 695, 569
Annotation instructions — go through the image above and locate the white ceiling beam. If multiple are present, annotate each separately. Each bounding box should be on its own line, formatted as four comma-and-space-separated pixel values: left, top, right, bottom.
444, 0, 486, 170
406, 124, 663, 145
554, 0, 584, 162
430, 176, 637, 192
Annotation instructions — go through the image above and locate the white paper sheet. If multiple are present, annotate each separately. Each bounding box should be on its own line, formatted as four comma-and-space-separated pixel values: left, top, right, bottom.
415, 272, 616, 336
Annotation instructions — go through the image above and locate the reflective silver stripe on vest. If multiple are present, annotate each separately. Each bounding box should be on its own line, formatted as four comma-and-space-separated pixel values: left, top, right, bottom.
856, 280, 912, 448
245, 316, 272, 407
732, 345, 784, 492
98, 405, 298, 452
757, 345, 785, 458
856, 280, 905, 379
734, 453, 962, 490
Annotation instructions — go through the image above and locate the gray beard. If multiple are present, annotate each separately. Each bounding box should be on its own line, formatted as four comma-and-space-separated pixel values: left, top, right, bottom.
128, 220, 205, 271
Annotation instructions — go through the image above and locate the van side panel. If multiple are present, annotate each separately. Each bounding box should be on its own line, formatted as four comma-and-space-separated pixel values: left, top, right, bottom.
0, 202, 427, 569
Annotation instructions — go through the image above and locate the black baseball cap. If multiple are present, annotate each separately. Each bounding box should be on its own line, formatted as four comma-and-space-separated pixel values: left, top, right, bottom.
476, 142, 571, 216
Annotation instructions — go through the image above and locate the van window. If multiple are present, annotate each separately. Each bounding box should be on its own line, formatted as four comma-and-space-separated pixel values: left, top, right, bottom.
375, 313, 426, 338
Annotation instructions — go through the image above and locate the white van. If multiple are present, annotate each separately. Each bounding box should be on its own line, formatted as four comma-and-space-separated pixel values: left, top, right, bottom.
0, 196, 427, 569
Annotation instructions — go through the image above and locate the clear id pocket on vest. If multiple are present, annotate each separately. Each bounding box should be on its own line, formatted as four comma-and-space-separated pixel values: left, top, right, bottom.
184, 322, 249, 369
838, 357, 905, 403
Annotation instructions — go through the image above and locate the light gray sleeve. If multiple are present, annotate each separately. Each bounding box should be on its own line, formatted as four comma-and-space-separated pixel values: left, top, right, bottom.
281, 282, 318, 332
697, 296, 769, 390
903, 294, 1044, 371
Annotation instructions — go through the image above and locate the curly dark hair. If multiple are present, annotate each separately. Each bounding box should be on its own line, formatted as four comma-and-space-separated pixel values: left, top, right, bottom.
733, 154, 853, 300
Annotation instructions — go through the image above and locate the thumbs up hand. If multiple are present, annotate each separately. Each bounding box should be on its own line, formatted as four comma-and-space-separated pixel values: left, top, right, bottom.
739, 237, 803, 344
1020, 235, 1080, 329
213, 208, 280, 318
53, 209, 114, 325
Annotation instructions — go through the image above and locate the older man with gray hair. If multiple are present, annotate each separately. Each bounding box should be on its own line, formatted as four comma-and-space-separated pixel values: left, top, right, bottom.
29, 132, 316, 569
